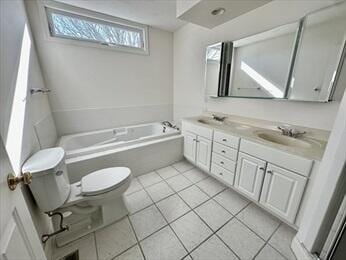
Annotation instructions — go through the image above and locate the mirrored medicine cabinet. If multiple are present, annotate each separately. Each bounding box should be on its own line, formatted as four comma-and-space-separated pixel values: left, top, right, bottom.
205, 2, 346, 102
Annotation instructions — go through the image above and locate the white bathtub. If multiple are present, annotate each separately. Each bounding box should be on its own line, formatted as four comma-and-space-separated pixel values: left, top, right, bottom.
59, 122, 183, 182
59, 122, 179, 159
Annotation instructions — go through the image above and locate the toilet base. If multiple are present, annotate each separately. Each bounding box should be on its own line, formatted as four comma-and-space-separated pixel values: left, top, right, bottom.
54, 196, 129, 247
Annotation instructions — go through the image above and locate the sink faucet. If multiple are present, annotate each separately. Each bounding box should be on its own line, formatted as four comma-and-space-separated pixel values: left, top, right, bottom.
212, 114, 227, 122
278, 126, 306, 138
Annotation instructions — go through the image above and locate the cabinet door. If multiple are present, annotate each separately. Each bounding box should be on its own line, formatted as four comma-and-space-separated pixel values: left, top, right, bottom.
196, 136, 212, 172
235, 152, 266, 201
184, 131, 197, 163
260, 164, 307, 223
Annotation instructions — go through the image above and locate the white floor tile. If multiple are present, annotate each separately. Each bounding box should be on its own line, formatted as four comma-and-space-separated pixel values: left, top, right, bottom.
269, 224, 297, 260
172, 160, 195, 173
156, 166, 180, 179
138, 172, 163, 187
191, 235, 238, 260
95, 218, 137, 260
52, 233, 97, 260
196, 177, 226, 197
217, 218, 265, 260
125, 177, 143, 195
179, 185, 210, 209
195, 200, 232, 231
214, 189, 249, 215
157, 194, 190, 222
183, 168, 208, 183
125, 189, 153, 214
171, 211, 213, 252
145, 181, 174, 202
114, 245, 144, 260
179, 185, 209, 208
140, 226, 188, 260
237, 203, 280, 240
130, 205, 167, 241
166, 174, 193, 192
255, 245, 286, 260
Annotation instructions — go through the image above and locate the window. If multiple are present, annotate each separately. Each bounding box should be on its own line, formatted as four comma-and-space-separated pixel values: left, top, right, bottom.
46, 7, 147, 53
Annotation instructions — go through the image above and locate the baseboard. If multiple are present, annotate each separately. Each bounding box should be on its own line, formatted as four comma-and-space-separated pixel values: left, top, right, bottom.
291, 236, 317, 260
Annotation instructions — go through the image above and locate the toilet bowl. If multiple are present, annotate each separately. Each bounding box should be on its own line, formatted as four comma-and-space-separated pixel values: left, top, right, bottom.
22, 147, 132, 246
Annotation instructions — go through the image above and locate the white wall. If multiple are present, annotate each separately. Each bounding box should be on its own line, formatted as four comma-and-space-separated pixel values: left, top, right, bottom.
0, 0, 57, 251
26, 1, 174, 136
173, 0, 343, 130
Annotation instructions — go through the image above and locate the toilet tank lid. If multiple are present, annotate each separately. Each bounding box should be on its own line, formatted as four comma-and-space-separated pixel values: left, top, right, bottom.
22, 147, 65, 174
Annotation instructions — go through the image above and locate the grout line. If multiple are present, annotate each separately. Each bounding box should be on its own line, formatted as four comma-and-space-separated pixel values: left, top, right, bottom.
251, 223, 289, 260
93, 232, 100, 260
127, 215, 147, 260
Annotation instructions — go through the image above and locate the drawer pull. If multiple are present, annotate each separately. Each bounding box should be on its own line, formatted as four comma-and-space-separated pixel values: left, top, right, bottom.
220, 161, 224, 165
267, 170, 273, 174
222, 138, 227, 142
221, 150, 226, 153
259, 167, 265, 171
219, 172, 223, 176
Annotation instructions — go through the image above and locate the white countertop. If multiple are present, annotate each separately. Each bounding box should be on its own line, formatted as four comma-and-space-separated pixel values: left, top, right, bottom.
182, 115, 328, 161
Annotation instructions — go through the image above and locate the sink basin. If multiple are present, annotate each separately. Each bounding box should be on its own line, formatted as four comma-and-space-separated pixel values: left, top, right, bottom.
256, 131, 312, 148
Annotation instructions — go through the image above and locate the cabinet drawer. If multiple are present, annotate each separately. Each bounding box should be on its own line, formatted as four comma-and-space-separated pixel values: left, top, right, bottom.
211, 163, 235, 185
212, 142, 238, 161
214, 131, 240, 149
212, 152, 236, 172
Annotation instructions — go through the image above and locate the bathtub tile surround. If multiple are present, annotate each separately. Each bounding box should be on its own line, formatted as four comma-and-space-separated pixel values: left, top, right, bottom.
52, 160, 297, 260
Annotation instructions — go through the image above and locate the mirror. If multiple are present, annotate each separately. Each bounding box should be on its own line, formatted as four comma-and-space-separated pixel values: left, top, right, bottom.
287, 2, 346, 101
229, 22, 299, 99
205, 2, 346, 102
205, 42, 232, 97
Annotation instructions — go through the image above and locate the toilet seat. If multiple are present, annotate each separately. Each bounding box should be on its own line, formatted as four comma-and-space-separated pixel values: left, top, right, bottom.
81, 167, 131, 196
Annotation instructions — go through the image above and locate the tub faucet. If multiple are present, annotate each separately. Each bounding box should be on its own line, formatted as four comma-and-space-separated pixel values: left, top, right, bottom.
162, 121, 180, 131
162, 121, 173, 127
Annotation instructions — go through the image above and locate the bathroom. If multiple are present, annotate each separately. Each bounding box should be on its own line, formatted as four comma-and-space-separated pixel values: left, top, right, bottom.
0, 0, 345, 259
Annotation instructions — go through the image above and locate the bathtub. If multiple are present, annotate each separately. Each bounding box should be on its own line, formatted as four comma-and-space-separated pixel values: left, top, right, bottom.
59, 122, 183, 182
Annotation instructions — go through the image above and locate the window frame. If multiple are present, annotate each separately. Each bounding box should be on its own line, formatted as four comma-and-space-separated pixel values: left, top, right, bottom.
40, 0, 149, 55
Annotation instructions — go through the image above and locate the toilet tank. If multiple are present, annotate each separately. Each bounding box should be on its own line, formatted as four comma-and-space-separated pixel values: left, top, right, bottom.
22, 147, 71, 212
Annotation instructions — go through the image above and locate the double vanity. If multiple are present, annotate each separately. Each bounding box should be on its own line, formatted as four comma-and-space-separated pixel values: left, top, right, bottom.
182, 114, 328, 228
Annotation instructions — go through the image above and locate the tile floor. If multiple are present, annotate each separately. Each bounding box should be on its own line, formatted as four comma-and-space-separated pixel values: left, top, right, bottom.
52, 160, 297, 260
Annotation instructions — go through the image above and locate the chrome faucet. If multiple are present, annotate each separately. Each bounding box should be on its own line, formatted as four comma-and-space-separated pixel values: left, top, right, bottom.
278, 126, 306, 138
212, 114, 227, 122
162, 121, 180, 130
162, 121, 173, 127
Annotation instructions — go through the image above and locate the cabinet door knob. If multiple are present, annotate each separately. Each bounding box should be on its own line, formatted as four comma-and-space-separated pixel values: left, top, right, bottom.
222, 139, 227, 142
267, 170, 273, 174
259, 167, 265, 171
220, 161, 224, 164
221, 150, 226, 153
219, 172, 223, 176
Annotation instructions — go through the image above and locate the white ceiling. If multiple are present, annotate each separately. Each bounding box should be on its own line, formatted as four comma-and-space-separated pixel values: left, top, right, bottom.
54, 0, 187, 32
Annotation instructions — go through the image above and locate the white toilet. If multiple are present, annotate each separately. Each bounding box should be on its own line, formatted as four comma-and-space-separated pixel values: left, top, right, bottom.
22, 147, 132, 246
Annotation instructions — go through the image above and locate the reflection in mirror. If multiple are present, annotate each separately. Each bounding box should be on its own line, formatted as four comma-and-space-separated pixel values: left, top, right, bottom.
229, 22, 299, 98
205, 42, 233, 97
205, 42, 222, 97
288, 2, 346, 101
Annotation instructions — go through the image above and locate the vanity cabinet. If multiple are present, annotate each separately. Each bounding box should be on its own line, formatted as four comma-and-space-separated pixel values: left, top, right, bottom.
184, 131, 197, 162
182, 122, 213, 172
235, 152, 266, 201
260, 164, 307, 223
195, 136, 212, 172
